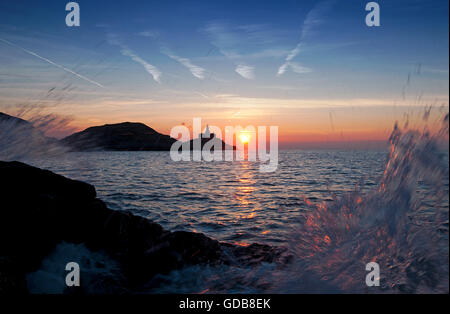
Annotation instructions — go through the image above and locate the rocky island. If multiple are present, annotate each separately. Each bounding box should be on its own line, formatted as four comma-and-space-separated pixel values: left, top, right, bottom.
1, 112, 235, 154
61, 122, 177, 151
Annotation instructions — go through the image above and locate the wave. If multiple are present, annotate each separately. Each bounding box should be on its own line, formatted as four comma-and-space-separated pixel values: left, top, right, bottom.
273, 115, 449, 293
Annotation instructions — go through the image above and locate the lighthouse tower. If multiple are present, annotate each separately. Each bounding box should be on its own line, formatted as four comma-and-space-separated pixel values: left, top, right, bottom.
200, 125, 214, 139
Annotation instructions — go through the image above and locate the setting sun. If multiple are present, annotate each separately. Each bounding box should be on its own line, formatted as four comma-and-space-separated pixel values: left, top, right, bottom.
239, 132, 251, 144
0, 0, 448, 297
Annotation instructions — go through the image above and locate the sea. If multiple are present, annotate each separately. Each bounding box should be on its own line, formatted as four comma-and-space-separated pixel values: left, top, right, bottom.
24, 150, 387, 247
19, 127, 449, 294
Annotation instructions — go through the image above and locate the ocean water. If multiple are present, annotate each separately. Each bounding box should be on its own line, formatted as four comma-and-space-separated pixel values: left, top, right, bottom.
25, 150, 386, 246
19, 124, 450, 293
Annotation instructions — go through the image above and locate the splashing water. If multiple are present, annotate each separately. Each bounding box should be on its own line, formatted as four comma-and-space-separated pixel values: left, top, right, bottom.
0, 110, 70, 160
1, 81, 78, 160
270, 117, 449, 293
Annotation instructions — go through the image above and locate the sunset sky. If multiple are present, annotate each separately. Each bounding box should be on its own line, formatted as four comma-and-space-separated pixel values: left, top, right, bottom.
0, 0, 448, 147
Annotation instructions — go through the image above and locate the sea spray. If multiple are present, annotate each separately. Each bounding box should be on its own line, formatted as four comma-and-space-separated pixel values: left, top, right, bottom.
0, 113, 69, 161
0, 83, 77, 161
274, 116, 449, 293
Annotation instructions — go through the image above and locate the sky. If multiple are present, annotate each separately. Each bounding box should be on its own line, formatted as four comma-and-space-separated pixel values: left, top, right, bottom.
0, 0, 448, 147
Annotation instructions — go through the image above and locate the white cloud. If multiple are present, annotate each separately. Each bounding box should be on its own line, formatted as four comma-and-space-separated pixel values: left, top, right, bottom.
423, 67, 449, 74
120, 48, 161, 83
138, 30, 160, 39
164, 51, 206, 79
300, 0, 335, 39
235, 64, 255, 79
277, 0, 335, 76
204, 23, 240, 56
204, 22, 257, 79
107, 33, 161, 83
245, 48, 291, 59
194, 91, 209, 99
277, 61, 312, 76
289, 62, 312, 74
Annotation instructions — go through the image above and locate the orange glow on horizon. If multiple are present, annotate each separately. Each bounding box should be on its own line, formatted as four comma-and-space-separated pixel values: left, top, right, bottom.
29, 104, 446, 149
239, 131, 251, 144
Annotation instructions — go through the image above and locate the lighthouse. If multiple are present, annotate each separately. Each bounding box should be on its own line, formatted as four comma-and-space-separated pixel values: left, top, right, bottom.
200, 125, 214, 139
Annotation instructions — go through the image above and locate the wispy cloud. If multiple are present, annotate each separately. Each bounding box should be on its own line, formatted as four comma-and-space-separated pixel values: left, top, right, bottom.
203, 22, 257, 80
120, 48, 161, 83
0, 37, 104, 88
277, 0, 335, 77
423, 67, 449, 75
107, 33, 161, 83
194, 91, 209, 99
138, 30, 160, 39
235, 64, 255, 79
163, 50, 206, 79
300, 0, 336, 39
245, 48, 291, 59
278, 61, 312, 76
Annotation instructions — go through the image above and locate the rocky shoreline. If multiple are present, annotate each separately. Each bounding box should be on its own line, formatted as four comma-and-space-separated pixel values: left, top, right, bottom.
0, 161, 289, 294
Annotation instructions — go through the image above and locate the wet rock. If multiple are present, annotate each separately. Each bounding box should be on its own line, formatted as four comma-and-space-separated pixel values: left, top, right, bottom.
0, 257, 28, 294
0, 161, 287, 293
222, 243, 290, 266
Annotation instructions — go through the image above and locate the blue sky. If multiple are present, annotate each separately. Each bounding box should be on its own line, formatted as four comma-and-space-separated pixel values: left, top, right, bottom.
0, 0, 448, 143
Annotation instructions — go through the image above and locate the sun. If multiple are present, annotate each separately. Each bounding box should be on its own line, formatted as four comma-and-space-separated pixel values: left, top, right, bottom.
239, 132, 251, 144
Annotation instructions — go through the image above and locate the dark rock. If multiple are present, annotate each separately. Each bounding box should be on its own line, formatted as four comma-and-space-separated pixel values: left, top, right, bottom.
0, 257, 28, 294
222, 243, 291, 266
0, 161, 288, 293
61, 122, 176, 151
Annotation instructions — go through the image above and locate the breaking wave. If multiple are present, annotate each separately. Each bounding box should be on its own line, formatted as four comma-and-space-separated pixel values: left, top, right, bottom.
269, 114, 449, 293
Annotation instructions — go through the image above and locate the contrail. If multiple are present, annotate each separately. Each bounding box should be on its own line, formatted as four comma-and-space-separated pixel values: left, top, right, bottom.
162, 49, 206, 80
277, 0, 335, 76
107, 33, 161, 84
0, 37, 105, 88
